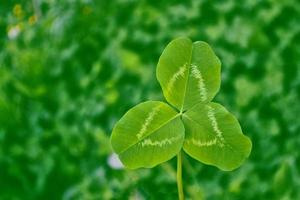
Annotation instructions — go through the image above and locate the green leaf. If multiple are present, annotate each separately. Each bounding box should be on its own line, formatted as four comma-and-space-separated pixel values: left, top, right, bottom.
157, 37, 221, 112
182, 102, 252, 171
110, 101, 185, 169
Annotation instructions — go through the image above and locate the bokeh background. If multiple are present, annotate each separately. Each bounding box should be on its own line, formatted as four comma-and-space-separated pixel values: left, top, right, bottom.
1, 0, 300, 199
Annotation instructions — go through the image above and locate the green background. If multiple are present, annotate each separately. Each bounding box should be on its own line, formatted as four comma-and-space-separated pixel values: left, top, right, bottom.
1, 0, 300, 199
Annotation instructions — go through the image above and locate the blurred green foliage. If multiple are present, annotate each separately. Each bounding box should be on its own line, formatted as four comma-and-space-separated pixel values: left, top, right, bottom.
1, 0, 300, 199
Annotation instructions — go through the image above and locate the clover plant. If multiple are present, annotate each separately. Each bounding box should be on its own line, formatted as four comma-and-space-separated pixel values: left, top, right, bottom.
110, 37, 252, 199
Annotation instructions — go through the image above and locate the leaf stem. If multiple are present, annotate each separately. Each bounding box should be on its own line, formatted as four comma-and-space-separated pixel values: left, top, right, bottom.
177, 151, 184, 200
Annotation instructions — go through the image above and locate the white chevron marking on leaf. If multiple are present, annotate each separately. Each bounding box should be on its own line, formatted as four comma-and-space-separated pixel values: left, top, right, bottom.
137, 105, 160, 140
139, 135, 182, 147
186, 138, 217, 147
191, 64, 207, 102
207, 105, 225, 146
167, 63, 188, 92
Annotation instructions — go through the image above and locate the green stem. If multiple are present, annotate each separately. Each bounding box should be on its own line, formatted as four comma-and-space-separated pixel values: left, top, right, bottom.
177, 151, 184, 200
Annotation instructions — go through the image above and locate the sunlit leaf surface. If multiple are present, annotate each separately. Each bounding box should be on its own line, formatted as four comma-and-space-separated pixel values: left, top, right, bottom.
157, 38, 221, 111
111, 101, 184, 169
183, 102, 252, 171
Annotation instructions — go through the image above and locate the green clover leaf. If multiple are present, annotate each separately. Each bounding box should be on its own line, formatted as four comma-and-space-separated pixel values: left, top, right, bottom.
111, 37, 252, 172
111, 101, 184, 169
156, 38, 221, 111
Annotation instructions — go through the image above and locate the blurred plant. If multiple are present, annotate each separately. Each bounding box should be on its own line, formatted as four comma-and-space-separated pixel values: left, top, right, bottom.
1, 0, 300, 199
